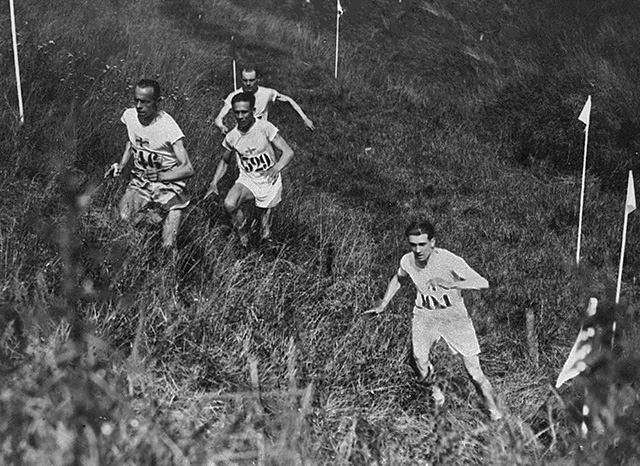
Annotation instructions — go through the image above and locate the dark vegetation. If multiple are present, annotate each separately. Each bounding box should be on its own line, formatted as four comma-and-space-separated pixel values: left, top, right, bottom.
1, 0, 639, 463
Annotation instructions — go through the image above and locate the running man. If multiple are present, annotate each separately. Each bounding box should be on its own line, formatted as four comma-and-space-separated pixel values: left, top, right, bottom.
205, 92, 294, 246
214, 67, 315, 134
365, 220, 502, 421
105, 78, 194, 249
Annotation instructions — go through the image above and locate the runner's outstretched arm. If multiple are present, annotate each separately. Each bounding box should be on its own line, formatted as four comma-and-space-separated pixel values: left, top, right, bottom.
364, 273, 403, 315
205, 150, 232, 199
427, 268, 489, 291
214, 103, 232, 134
105, 141, 132, 178
276, 94, 315, 131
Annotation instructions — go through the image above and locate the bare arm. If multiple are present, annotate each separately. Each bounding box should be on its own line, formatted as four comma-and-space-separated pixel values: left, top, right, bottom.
204, 149, 232, 199
262, 134, 294, 184
455, 275, 489, 290
147, 139, 194, 182
364, 273, 404, 315
105, 141, 132, 178
427, 268, 489, 291
275, 93, 315, 131
119, 141, 132, 168
428, 276, 489, 291
214, 102, 232, 134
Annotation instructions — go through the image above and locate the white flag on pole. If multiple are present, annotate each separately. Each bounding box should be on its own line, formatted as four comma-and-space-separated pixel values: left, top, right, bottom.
578, 96, 591, 126
10, 0, 24, 125
575, 95, 592, 265
334, 0, 343, 79
555, 298, 598, 388
626, 171, 636, 215
615, 170, 637, 305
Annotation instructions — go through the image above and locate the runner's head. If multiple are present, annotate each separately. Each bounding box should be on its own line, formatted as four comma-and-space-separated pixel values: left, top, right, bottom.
405, 221, 436, 263
231, 92, 256, 132
241, 68, 259, 94
134, 79, 161, 126
405, 220, 435, 239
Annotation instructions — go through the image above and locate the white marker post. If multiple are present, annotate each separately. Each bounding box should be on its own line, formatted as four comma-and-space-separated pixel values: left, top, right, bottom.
10, 0, 25, 125
576, 96, 592, 265
231, 35, 238, 92
611, 171, 636, 348
615, 170, 636, 304
334, 0, 344, 79
232, 61, 237, 92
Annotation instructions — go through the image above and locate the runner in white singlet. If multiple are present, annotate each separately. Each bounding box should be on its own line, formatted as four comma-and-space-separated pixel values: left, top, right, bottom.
365, 220, 503, 421
105, 79, 194, 249
205, 92, 294, 247
214, 68, 315, 134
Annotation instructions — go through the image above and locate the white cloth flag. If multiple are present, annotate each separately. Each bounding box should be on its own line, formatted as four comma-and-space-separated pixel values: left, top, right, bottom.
556, 298, 598, 388
626, 171, 636, 215
578, 96, 591, 125
578, 96, 591, 126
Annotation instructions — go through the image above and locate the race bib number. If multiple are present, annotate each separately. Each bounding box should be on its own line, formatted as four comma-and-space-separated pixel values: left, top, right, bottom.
419, 293, 452, 309
240, 152, 273, 173
133, 148, 162, 169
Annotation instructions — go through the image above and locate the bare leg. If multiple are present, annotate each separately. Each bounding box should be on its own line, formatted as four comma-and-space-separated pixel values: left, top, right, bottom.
412, 310, 440, 382
412, 312, 446, 407
119, 189, 148, 221
162, 209, 182, 248
259, 207, 273, 240
224, 183, 255, 246
462, 354, 502, 420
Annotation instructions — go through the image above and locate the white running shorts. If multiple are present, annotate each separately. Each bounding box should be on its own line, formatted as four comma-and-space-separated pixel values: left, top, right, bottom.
236, 172, 282, 209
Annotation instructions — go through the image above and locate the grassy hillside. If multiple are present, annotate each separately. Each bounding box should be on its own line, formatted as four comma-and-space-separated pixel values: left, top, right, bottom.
1, 0, 639, 464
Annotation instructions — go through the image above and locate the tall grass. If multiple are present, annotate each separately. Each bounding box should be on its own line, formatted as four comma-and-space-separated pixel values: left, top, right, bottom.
1, 0, 639, 464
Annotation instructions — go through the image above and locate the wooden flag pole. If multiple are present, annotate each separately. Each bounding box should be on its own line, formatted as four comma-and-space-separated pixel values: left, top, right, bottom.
231, 35, 238, 91
576, 96, 592, 265
576, 124, 588, 265
233, 59, 238, 91
10, 0, 24, 125
334, 7, 340, 79
615, 170, 635, 304
612, 171, 636, 348
615, 209, 630, 305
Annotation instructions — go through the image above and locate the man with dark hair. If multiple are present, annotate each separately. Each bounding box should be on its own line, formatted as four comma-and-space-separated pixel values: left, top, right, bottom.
105, 78, 194, 249
205, 92, 294, 246
365, 220, 502, 420
214, 67, 315, 134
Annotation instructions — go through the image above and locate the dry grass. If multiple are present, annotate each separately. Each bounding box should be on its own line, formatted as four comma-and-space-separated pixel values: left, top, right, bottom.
1, 0, 639, 464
